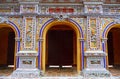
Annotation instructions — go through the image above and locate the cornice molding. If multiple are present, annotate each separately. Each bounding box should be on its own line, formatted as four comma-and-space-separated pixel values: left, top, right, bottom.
83, 2, 103, 5
19, 2, 39, 4
0, 12, 120, 18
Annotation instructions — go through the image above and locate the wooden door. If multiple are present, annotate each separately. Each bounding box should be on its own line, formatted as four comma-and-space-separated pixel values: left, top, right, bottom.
107, 32, 114, 65
7, 32, 15, 65
48, 30, 73, 66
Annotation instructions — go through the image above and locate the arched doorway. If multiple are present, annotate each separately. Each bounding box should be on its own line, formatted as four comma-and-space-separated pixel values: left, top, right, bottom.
107, 28, 120, 68
102, 23, 120, 76
0, 27, 15, 76
45, 25, 77, 76
40, 20, 83, 74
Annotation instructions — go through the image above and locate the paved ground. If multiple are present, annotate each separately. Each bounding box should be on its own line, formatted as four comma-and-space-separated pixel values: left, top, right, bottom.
109, 67, 120, 76
44, 67, 78, 77
0, 76, 120, 79
0, 67, 120, 79
0, 67, 13, 76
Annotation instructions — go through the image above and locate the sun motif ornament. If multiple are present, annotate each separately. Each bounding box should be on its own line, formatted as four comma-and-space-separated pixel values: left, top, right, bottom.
0, 17, 8, 23
53, 14, 69, 21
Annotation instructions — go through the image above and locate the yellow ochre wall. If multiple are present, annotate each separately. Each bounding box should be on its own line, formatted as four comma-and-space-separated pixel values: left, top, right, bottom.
0, 16, 120, 71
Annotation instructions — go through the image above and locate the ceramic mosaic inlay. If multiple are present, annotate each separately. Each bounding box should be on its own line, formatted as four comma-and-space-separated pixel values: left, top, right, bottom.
87, 17, 100, 50
22, 17, 36, 50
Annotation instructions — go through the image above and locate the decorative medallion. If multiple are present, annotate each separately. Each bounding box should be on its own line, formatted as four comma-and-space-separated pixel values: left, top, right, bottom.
53, 14, 69, 21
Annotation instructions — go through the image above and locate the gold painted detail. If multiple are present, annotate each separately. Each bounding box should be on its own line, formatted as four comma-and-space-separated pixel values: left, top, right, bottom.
37, 18, 51, 34
36, 18, 51, 50
90, 18, 97, 48
8, 17, 22, 33
0, 9, 11, 13
23, 17, 36, 50
72, 18, 84, 28
26, 18, 33, 47
101, 18, 114, 31
22, 5, 36, 13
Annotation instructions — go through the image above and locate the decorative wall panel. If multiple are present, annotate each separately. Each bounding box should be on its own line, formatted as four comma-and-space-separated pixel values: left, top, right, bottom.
36, 17, 51, 49
22, 17, 36, 50
8, 17, 22, 33
87, 17, 100, 50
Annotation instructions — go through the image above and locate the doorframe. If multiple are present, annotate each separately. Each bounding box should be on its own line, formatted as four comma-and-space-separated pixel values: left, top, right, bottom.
102, 22, 120, 69
0, 22, 20, 69
39, 19, 84, 73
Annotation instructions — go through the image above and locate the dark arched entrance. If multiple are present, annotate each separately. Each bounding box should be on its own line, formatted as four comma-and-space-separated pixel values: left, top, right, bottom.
45, 25, 77, 76
0, 27, 15, 75
107, 28, 120, 67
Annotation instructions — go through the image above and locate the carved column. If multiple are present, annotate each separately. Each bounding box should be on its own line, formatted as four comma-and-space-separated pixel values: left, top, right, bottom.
86, 16, 101, 50
11, 0, 40, 78
101, 38, 108, 51
79, 38, 85, 70
82, 0, 111, 78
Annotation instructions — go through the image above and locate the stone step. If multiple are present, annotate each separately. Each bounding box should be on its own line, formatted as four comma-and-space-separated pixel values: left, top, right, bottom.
0, 76, 120, 79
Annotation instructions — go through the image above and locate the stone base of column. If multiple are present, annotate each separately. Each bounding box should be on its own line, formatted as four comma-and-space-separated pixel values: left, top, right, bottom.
83, 50, 112, 79
10, 68, 40, 78
82, 68, 112, 78
10, 51, 41, 78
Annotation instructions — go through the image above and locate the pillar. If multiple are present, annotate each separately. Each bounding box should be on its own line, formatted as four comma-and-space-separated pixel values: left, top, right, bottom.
11, 0, 40, 78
